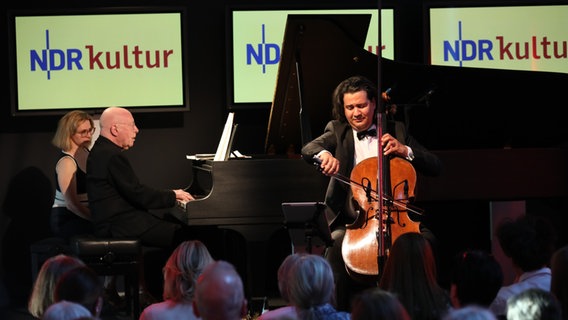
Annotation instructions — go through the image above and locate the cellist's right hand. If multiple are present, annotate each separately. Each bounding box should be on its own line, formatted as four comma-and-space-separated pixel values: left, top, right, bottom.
317, 151, 340, 176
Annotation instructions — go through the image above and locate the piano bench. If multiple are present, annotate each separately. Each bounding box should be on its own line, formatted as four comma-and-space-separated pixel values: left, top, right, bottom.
70, 236, 142, 320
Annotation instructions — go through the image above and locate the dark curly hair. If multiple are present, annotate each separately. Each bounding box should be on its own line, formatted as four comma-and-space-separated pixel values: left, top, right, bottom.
496, 214, 557, 271
331, 75, 378, 122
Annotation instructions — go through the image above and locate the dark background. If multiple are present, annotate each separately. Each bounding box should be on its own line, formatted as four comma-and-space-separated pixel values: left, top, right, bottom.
1, 0, 567, 308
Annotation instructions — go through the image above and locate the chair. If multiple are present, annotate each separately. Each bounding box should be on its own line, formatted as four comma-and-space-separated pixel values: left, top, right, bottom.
69, 236, 142, 319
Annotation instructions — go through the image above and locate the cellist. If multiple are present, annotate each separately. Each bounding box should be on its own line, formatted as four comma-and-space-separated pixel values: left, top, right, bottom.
301, 75, 442, 312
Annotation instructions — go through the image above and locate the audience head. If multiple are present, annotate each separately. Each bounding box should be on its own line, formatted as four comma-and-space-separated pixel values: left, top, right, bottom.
277, 253, 302, 303
42, 300, 92, 320
380, 232, 439, 290
351, 287, 410, 320
379, 232, 450, 320
28, 254, 85, 318
551, 245, 568, 320
287, 253, 336, 315
99, 107, 139, 150
54, 265, 104, 317
193, 260, 247, 320
506, 288, 562, 320
162, 240, 214, 302
52, 110, 95, 151
450, 249, 503, 308
443, 305, 497, 320
496, 214, 557, 272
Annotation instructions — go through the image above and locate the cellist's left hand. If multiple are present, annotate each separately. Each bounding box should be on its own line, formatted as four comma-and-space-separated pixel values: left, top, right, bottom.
381, 133, 407, 158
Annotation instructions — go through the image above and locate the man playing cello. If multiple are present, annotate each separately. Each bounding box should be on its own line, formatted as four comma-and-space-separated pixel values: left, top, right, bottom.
301, 75, 442, 312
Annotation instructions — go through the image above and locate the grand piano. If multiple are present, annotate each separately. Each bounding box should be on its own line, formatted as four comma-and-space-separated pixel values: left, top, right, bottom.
172, 13, 568, 299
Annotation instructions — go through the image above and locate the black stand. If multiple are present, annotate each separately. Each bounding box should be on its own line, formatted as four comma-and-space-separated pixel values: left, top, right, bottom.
282, 202, 334, 254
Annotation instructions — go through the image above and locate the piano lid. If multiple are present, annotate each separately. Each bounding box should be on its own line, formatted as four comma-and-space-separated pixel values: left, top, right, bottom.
266, 14, 568, 154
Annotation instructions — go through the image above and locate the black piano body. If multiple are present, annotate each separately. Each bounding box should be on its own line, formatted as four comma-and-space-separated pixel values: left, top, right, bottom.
170, 158, 329, 298
172, 13, 568, 298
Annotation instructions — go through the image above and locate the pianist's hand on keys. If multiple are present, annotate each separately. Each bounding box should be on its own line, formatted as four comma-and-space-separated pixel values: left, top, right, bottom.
174, 189, 194, 202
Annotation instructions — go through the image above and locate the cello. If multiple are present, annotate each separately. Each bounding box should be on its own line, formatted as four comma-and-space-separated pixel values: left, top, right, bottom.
341, 99, 423, 284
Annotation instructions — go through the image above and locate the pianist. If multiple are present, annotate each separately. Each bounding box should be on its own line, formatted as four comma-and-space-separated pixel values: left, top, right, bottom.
86, 107, 225, 301
86, 106, 198, 249
301, 75, 442, 311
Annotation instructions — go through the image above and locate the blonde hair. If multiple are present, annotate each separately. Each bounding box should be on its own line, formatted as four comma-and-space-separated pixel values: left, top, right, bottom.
52, 110, 94, 151
162, 240, 214, 302
277, 253, 302, 303
288, 254, 336, 318
28, 254, 85, 318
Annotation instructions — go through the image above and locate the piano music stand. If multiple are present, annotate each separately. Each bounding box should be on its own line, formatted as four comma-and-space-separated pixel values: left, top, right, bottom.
282, 202, 333, 255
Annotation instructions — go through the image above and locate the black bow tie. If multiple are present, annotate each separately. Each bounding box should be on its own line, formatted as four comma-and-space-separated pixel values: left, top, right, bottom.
357, 129, 377, 140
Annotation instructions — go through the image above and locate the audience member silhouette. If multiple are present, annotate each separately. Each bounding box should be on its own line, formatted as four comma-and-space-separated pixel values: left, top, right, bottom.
443, 305, 497, 320
450, 249, 503, 308
506, 288, 562, 320
42, 300, 93, 320
54, 265, 104, 318
379, 232, 451, 320
351, 287, 410, 320
193, 260, 247, 320
28, 254, 85, 318
489, 214, 557, 317
551, 245, 568, 320
139, 240, 214, 320
286, 254, 350, 320
257, 253, 302, 320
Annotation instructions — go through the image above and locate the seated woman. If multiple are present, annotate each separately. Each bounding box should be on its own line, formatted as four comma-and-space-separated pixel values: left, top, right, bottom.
50, 110, 96, 239
287, 254, 350, 319
28, 254, 85, 319
139, 240, 214, 320
258, 253, 302, 320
